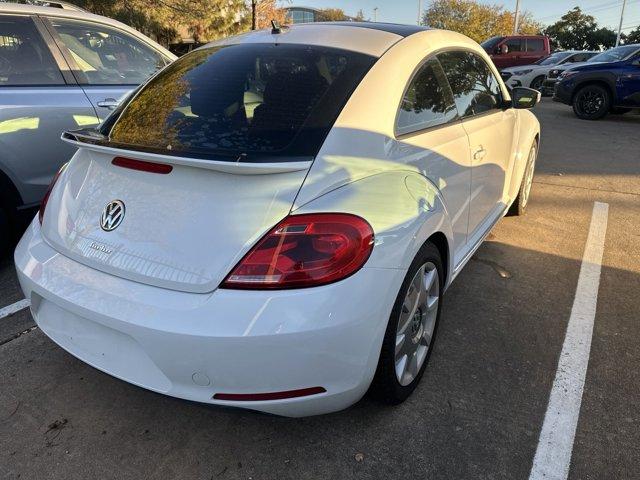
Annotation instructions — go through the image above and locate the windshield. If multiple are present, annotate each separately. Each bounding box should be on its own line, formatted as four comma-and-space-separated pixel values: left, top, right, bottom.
481, 36, 504, 50
589, 45, 640, 63
100, 43, 376, 161
536, 52, 573, 66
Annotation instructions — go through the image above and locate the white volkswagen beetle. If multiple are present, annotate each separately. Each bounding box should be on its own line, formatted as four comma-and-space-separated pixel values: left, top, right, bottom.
15, 22, 540, 417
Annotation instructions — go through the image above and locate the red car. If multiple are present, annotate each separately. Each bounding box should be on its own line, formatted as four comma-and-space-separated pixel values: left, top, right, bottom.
482, 35, 551, 69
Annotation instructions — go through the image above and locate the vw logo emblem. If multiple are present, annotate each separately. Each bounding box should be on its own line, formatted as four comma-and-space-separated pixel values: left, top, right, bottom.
100, 200, 125, 232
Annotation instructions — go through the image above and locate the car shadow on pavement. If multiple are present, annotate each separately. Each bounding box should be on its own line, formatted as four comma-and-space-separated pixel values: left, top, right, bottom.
2, 238, 638, 480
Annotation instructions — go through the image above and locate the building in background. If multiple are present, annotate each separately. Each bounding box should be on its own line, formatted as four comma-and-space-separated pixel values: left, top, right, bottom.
285, 6, 355, 23
285, 6, 319, 23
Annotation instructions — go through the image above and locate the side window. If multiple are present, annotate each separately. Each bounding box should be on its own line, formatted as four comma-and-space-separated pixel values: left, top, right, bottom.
48, 18, 167, 85
526, 39, 544, 52
437, 51, 503, 118
0, 15, 64, 86
505, 38, 523, 53
396, 58, 457, 135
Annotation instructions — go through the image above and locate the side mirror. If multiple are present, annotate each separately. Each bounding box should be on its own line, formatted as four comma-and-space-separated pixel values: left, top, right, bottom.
511, 87, 541, 109
500, 44, 509, 55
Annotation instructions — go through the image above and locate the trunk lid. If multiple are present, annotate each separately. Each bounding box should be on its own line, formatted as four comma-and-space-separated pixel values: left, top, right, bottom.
42, 145, 311, 293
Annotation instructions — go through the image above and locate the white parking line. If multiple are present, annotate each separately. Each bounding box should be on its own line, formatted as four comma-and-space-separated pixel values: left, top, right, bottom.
529, 201, 609, 480
0, 299, 31, 320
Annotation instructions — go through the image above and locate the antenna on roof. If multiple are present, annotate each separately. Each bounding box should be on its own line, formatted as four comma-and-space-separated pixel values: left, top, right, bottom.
271, 20, 282, 34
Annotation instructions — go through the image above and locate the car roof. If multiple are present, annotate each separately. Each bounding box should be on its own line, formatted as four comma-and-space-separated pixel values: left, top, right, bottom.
0, 2, 176, 59
310, 21, 430, 37
211, 22, 446, 58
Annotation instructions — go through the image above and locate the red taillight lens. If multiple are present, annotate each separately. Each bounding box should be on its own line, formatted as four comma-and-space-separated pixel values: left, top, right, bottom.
38, 163, 67, 225
221, 213, 374, 289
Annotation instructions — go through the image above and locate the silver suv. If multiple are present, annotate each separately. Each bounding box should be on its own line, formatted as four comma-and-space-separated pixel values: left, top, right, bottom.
0, 2, 175, 250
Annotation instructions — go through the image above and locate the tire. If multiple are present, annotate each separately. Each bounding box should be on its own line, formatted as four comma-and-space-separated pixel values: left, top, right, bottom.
0, 206, 10, 255
369, 242, 443, 404
507, 142, 537, 216
529, 75, 545, 91
572, 85, 610, 120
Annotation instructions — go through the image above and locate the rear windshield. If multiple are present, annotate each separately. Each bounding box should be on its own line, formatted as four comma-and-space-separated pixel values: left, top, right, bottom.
536, 51, 572, 65
100, 43, 376, 161
589, 45, 639, 63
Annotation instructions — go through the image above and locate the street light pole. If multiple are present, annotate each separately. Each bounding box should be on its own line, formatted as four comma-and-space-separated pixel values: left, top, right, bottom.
616, 0, 627, 47
417, 0, 422, 25
513, 0, 521, 34
373, 7, 378, 22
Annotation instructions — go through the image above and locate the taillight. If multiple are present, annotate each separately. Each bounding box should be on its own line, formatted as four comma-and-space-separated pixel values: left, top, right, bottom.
38, 163, 67, 225
112, 156, 173, 174
221, 213, 374, 289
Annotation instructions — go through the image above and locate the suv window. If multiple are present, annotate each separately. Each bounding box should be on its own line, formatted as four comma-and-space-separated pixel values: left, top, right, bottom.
505, 38, 523, 52
437, 51, 503, 118
49, 18, 167, 85
99, 44, 376, 161
526, 39, 544, 52
0, 15, 63, 86
396, 58, 457, 135
568, 53, 590, 63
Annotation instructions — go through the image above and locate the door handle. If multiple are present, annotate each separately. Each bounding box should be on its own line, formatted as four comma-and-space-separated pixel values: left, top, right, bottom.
97, 98, 119, 110
473, 147, 486, 160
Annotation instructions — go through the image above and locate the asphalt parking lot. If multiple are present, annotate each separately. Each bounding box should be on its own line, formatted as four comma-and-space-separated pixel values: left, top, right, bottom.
1, 99, 639, 480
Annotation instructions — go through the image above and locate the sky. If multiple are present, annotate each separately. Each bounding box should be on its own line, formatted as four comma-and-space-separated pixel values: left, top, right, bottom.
291, 0, 640, 32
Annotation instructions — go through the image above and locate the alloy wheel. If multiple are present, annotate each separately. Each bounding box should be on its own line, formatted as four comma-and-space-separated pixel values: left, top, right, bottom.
395, 262, 439, 386
521, 145, 537, 208
530, 76, 544, 91
578, 90, 604, 116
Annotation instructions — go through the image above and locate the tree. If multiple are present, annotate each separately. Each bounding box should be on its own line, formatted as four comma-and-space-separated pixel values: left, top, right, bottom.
73, 0, 248, 44
422, 0, 542, 44
354, 9, 367, 22
317, 8, 347, 22
543, 7, 616, 50
251, 0, 290, 29
625, 26, 640, 44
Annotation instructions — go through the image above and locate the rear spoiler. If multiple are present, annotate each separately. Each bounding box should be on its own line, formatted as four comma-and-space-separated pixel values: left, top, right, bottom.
61, 130, 312, 175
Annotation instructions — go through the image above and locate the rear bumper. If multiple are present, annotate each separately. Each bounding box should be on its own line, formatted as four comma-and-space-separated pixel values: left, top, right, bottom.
15, 220, 405, 417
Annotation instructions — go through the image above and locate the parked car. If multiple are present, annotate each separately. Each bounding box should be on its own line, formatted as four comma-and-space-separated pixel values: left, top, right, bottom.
15, 23, 540, 417
542, 45, 640, 96
553, 43, 640, 119
482, 35, 551, 69
0, 2, 176, 252
501, 50, 598, 92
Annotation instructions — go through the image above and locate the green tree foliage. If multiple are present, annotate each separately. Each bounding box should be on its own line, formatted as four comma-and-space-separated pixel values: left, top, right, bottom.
73, 0, 248, 44
354, 9, 366, 22
543, 7, 616, 50
625, 26, 640, 44
317, 8, 347, 21
422, 0, 542, 44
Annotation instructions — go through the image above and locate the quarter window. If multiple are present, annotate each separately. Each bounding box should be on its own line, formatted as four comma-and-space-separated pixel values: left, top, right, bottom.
526, 39, 544, 52
49, 18, 167, 85
0, 15, 63, 86
437, 51, 503, 118
396, 58, 456, 135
